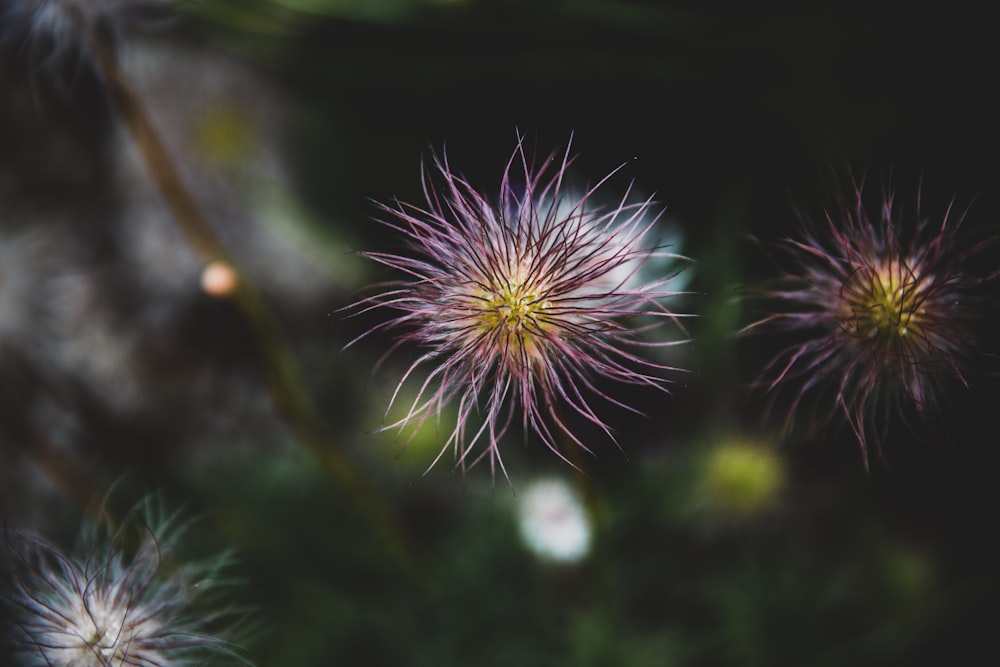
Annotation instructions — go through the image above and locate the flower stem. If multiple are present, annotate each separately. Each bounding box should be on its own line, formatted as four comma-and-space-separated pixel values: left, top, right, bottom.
89, 32, 416, 571
0, 392, 95, 511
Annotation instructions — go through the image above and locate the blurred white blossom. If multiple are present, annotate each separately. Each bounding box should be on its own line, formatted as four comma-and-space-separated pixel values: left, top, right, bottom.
517, 477, 591, 564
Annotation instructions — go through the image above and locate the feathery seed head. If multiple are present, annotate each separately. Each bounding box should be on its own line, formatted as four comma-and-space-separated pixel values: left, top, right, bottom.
745, 181, 995, 465
3, 496, 248, 666
347, 136, 690, 478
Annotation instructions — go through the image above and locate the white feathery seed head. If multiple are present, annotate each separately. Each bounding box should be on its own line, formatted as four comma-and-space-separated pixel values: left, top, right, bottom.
3, 495, 249, 667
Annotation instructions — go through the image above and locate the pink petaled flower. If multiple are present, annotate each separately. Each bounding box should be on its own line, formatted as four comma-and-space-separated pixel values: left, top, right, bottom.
744, 182, 997, 467
347, 137, 690, 478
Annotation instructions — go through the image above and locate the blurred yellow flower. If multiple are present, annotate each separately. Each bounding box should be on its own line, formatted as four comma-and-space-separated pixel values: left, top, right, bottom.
699, 441, 785, 519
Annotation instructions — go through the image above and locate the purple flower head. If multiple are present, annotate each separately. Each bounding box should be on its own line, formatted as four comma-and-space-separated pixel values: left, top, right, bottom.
3, 495, 249, 666
744, 181, 997, 466
347, 136, 690, 478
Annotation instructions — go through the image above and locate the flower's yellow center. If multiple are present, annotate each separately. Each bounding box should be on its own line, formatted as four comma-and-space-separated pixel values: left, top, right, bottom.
844, 258, 926, 339
476, 269, 553, 358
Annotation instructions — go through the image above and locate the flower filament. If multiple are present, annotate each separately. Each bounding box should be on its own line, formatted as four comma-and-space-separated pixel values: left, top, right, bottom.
475, 269, 554, 359
844, 258, 926, 340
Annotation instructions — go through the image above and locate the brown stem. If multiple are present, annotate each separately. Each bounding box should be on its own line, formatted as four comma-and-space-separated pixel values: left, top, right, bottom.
89, 34, 416, 570
1, 403, 95, 512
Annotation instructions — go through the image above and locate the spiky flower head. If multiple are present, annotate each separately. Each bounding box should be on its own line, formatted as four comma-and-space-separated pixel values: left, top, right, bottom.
745, 182, 996, 466
3, 496, 248, 666
348, 136, 689, 478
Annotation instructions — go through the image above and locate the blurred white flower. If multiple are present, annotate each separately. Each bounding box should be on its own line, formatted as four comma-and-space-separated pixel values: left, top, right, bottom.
517, 477, 591, 564
0, 0, 174, 76
545, 190, 690, 296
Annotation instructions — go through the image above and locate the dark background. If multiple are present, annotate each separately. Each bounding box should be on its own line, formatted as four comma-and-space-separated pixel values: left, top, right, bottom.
2, 2, 998, 665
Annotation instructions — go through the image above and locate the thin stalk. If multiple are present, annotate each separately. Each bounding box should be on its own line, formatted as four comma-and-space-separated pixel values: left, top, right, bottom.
89, 32, 415, 570
1, 400, 95, 512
